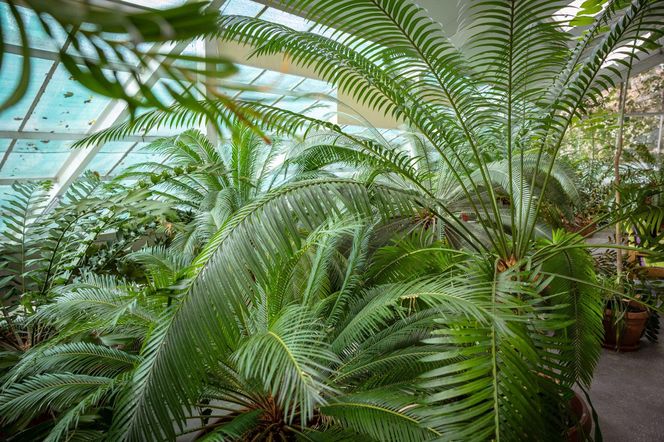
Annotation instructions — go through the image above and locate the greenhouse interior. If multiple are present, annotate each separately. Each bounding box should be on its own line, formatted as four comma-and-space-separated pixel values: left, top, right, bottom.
0, 0, 663, 441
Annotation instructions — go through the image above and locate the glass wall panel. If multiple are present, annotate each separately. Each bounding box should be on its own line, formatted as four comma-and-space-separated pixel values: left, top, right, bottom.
626, 65, 664, 114
624, 116, 662, 152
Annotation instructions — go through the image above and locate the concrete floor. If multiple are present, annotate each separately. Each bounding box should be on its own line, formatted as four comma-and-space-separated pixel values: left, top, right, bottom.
587, 341, 664, 441
583, 228, 664, 440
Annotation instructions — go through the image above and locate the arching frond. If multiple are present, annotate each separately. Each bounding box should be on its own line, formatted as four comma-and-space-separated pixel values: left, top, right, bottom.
106, 178, 422, 440
234, 306, 338, 424
0, 373, 115, 424
320, 392, 438, 442
5, 342, 138, 384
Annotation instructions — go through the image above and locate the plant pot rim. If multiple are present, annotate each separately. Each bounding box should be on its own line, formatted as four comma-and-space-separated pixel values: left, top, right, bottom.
604, 308, 649, 320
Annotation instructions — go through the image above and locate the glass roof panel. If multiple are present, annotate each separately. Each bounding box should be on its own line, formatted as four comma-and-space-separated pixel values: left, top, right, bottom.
252, 70, 305, 91
0, 3, 61, 51
98, 141, 138, 154
221, 0, 265, 17
25, 65, 114, 133
0, 140, 71, 179
0, 139, 10, 153
0, 54, 55, 131
277, 98, 335, 121
235, 89, 281, 102
231, 65, 265, 84
260, 7, 314, 32
112, 147, 166, 174
293, 78, 334, 95
86, 152, 128, 176
0, 0, 339, 192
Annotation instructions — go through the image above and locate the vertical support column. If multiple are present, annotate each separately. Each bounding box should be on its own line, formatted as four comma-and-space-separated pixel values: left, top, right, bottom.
657, 88, 663, 155
205, 39, 221, 147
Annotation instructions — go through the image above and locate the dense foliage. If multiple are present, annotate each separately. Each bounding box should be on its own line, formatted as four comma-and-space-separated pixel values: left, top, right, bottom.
1, 0, 664, 441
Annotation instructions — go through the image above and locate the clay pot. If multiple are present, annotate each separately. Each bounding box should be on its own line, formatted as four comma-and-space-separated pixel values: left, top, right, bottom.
602, 304, 649, 352
566, 392, 592, 442
577, 220, 597, 235
566, 218, 597, 234
642, 266, 664, 279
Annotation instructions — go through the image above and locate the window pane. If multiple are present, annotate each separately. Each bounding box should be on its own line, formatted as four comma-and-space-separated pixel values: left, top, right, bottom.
0, 140, 71, 179
626, 65, 664, 114
222, 0, 265, 17
260, 7, 313, 32
25, 65, 113, 133
0, 55, 55, 131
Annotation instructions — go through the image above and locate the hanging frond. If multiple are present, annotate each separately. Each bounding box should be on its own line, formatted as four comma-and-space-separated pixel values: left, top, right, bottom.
535, 230, 604, 387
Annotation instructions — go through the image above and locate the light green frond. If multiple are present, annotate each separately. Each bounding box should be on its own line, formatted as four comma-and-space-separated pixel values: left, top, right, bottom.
107, 178, 422, 440
320, 392, 438, 442
234, 306, 338, 424
35, 275, 157, 333
535, 230, 604, 387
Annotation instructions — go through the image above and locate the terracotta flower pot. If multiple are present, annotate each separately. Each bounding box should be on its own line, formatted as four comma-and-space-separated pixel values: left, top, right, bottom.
602, 305, 649, 352
566, 392, 592, 442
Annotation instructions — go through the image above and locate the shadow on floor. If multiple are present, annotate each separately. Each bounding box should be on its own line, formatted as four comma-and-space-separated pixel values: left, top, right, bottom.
588, 341, 664, 441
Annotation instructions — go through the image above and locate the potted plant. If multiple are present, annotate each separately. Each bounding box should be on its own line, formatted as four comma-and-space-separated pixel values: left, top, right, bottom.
596, 251, 660, 351
602, 293, 650, 352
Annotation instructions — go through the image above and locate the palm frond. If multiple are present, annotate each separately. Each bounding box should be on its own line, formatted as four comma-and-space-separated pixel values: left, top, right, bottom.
320, 392, 438, 442
106, 178, 421, 440
0, 373, 114, 424
5, 342, 138, 385
234, 306, 337, 424
535, 230, 604, 387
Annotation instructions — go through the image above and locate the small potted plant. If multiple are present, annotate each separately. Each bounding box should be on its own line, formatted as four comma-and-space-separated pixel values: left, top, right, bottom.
602, 289, 650, 352
596, 251, 660, 351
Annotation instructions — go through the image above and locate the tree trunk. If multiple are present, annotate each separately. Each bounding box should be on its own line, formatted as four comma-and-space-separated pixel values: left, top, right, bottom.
614, 80, 629, 278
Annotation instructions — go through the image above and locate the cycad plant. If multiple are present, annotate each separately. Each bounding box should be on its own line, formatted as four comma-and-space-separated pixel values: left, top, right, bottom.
119, 125, 284, 254
2, 0, 664, 440
0, 221, 463, 441
284, 128, 581, 244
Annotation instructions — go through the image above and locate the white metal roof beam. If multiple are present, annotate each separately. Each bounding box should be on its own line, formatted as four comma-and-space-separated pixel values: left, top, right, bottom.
3, 42, 137, 73
0, 130, 164, 142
